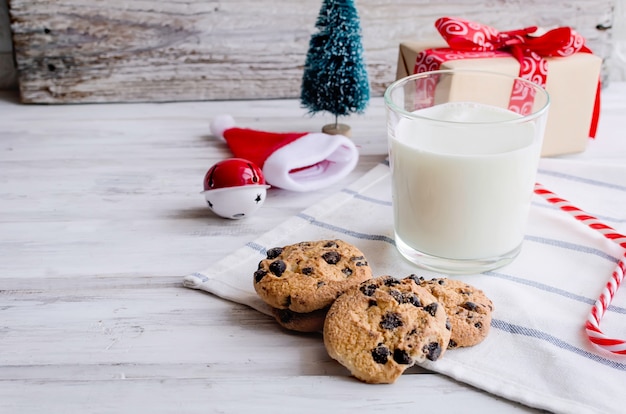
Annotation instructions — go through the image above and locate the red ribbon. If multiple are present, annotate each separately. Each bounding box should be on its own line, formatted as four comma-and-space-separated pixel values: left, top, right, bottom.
415, 17, 600, 137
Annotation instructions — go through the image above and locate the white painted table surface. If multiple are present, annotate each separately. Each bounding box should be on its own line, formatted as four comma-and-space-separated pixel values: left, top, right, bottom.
2, 84, 625, 414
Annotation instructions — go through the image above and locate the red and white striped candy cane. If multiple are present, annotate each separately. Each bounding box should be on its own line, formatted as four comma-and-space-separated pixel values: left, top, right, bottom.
534, 183, 626, 354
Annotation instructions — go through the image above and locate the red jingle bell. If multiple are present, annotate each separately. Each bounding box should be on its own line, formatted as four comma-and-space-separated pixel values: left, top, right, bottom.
202, 158, 270, 219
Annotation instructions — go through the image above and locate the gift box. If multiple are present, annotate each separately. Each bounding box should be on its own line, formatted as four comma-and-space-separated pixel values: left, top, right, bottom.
395, 18, 603, 157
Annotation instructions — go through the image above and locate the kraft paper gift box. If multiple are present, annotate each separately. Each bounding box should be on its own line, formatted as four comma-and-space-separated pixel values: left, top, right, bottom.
396, 40, 602, 157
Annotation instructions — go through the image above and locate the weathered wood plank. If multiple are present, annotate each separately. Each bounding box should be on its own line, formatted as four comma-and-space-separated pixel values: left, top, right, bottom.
0, 1, 17, 88
0, 91, 388, 279
7, 0, 615, 103
0, 92, 534, 413
0, 278, 536, 413
9, 85, 626, 412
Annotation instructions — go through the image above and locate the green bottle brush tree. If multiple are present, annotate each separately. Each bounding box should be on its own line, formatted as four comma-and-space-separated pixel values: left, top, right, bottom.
300, 0, 370, 137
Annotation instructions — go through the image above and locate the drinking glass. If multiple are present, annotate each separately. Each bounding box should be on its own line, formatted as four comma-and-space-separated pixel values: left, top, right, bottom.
384, 69, 550, 274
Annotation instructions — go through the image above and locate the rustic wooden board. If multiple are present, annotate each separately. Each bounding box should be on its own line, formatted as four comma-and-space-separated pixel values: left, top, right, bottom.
8, 0, 615, 103
2, 81, 626, 413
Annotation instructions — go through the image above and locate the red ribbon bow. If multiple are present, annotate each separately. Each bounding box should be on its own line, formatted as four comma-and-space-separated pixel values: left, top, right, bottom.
436, 16, 592, 87
415, 17, 600, 137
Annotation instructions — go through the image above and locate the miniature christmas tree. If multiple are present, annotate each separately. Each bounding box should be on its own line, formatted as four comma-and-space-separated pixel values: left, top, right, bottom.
300, 0, 370, 137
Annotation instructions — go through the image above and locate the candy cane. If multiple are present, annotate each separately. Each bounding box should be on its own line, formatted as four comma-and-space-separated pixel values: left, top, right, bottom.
585, 258, 626, 354
534, 183, 626, 354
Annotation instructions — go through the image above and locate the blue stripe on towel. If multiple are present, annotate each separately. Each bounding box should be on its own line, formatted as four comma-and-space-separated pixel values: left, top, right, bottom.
524, 235, 621, 263
538, 169, 626, 192
491, 319, 626, 371
297, 213, 396, 244
246, 241, 266, 255
341, 189, 393, 206
531, 201, 626, 224
486, 271, 626, 314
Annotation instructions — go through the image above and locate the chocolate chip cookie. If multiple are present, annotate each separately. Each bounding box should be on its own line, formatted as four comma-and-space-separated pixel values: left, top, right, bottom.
323, 275, 451, 384
408, 275, 494, 349
270, 306, 329, 333
253, 239, 373, 314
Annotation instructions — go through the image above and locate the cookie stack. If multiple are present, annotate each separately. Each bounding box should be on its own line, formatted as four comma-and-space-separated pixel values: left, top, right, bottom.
253, 239, 373, 332
252, 239, 494, 384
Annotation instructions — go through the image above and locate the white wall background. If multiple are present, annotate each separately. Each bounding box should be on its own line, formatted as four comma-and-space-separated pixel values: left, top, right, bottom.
1, 0, 625, 92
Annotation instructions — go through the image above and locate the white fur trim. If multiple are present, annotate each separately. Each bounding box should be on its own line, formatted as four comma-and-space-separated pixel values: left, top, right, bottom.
262, 133, 359, 192
210, 115, 236, 140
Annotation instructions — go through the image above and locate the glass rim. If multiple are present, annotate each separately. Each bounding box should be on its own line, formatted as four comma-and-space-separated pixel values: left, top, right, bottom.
383, 69, 551, 126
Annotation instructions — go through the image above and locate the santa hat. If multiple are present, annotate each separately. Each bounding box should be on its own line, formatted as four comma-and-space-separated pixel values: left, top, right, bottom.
210, 115, 359, 192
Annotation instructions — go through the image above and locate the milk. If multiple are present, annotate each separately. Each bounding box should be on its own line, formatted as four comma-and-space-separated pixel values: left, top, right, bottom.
389, 102, 541, 260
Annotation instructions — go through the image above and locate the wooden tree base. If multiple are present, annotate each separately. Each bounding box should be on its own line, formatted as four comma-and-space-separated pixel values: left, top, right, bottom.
322, 123, 351, 138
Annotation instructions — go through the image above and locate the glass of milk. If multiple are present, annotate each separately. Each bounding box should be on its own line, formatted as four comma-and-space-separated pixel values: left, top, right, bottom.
384, 69, 550, 274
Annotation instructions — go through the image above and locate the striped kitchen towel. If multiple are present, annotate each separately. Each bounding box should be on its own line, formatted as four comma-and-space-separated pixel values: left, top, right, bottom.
184, 156, 626, 414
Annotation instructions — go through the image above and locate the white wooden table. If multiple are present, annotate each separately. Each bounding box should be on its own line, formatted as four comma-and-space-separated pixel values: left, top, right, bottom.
3, 84, 624, 413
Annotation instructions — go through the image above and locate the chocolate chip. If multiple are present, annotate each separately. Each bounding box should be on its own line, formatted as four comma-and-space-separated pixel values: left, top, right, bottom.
389, 290, 422, 307
351, 256, 368, 267
301, 267, 314, 275
371, 344, 390, 364
437, 279, 445, 285
393, 349, 412, 365
324, 241, 339, 248
384, 277, 400, 287
380, 312, 403, 330
266, 247, 283, 259
360, 283, 377, 296
463, 301, 478, 311
424, 342, 442, 361
269, 260, 286, 276
322, 251, 341, 265
404, 293, 422, 307
276, 309, 293, 323
446, 318, 451, 331
448, 339, 458, 349
389, 290, 403, 303
404, 274, 422, 285
424, 302, 439, 317
254, 269, 267, 283
368, 299, 377, 307
474, 322, 483, 329
342, 267, 353, 276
